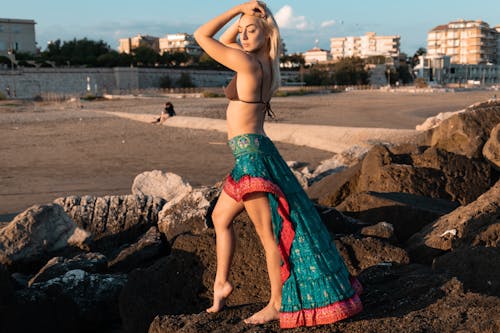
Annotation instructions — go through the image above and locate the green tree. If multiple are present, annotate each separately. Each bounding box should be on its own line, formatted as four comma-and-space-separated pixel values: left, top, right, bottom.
132, 46, 158, 67
411, 47, 427, 68
303, 65, 332, 86
332, 57, 368, 85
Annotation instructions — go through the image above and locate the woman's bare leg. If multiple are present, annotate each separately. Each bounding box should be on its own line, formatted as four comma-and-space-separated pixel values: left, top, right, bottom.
243, 192, 281, 324
207, 190, 245, 313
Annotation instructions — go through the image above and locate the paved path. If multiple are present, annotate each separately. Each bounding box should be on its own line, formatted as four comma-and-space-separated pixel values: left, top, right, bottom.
104, 112, 418, 153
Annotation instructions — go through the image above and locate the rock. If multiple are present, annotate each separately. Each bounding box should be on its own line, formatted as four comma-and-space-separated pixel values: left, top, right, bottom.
361, 221, 395, 240
119, 251, 208, 333
150, 264, 500, 333
158, 186, 219, 241
427, 101, 500, 158
337, 191, 458, 242
483, 123, 500, 170
132, 170, 192, 201
310, 144, 492, 207
55, 194, 165, 252
316, 205, 366, 235
335, 235, 410, 275
27, 269, 127, 332
28, 252, 108, 286
432, 246, 500, 296
0, 204, 91, 271
406, 180, 500, 263
0, 264, 14, 313
108, 226, 169, 272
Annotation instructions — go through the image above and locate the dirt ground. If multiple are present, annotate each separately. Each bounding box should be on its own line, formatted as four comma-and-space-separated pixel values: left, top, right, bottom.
0, 89, 495, 217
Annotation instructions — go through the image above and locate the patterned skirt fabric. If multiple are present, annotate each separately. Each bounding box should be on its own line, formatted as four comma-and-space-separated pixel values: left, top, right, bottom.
223, 133, 363, 328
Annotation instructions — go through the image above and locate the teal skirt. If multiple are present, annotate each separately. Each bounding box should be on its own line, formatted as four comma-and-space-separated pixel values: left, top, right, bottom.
223, 133, 362, 328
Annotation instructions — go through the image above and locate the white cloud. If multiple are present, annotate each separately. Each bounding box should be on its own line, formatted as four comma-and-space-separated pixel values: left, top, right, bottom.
275, 5, 309, 30
321, 20, 336, 28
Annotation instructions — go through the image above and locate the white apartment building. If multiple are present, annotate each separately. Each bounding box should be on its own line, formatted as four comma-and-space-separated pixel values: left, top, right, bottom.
159, 33, 201, 55
330, 32, 400, 61
427, 20, 498, 64
0, 18, 37, 56
303, 46, 331, 65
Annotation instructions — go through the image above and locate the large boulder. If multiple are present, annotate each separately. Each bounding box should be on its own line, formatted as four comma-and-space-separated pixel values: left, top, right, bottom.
483, 123, 500, 170
309, 144, 491, 207
28, 252, 108, 286
119, 251, 208, 333
406, 180, 500, 263
55, 195, 165, 252
108, 226, 169, 272
158, 186, 220, 241
432, 246, 500, 296
336, 191, 458, 242
132, 170, 192, 202
335, 235, 410, 275
0, 204, 91, 271
25, 269, 127, 332
426, 101, 500, 158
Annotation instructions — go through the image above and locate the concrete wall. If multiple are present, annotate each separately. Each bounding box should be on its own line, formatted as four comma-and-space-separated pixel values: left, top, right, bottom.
0, 67, 236, 99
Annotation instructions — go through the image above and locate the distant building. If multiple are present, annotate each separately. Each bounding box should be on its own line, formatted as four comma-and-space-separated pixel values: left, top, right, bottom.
303, 46, 331, 65
118, 34, 159, 54
413, 54, 500, 85
427, 19, 498, 64
159, 33, 201, 55
0, 18, 37, 56
330, 32, 400, 61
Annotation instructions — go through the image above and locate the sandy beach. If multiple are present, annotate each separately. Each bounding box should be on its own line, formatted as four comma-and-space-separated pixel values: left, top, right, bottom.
0, 89, 494, 216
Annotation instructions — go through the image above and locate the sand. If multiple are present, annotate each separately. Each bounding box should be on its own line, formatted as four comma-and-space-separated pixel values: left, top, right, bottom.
0, 89, 494, 217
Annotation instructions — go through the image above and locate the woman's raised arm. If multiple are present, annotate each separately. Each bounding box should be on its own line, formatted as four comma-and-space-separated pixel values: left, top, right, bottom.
193, 1, 266, 71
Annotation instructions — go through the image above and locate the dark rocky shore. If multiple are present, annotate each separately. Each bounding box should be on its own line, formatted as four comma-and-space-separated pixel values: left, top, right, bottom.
1, 101, 499, 333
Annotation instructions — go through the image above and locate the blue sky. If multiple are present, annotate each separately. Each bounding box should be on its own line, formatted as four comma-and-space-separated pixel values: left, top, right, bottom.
3, 0, 500, 55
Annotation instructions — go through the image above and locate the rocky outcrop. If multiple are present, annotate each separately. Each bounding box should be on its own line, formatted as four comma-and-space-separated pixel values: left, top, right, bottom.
24, 269, 127, 332
433, 246, 500, 296
310, 144, 492, 207
427, 101, 500, 158
483, 123, 500, 170
0, 204, 91, 271
158, 186, 220, 241
108, 226, 168, 272
28, 252, 108, 286
336, 191, 458, 242
54, 194, 165, 251
335, 235, 410, 275
132, 170, 192, 202
406, 179, 500, 263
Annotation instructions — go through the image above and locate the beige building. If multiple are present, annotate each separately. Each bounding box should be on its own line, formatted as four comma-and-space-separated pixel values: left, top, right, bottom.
427, 20, 498, 64
330, 32, 400, 61
303, 46, 331, 65
118, 34, 159, 54
158, 33, 201, 55
0, 18, 37, 56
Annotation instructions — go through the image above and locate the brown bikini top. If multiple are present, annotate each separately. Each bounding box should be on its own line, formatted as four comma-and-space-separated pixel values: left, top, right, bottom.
224, 59, 275, 118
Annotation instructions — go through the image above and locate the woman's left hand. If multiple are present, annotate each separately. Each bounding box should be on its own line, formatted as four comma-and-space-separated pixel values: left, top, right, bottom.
239, 1, 267, 19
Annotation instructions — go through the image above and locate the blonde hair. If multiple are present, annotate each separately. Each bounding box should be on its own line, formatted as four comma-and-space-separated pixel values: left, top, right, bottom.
261, 5, 281, 94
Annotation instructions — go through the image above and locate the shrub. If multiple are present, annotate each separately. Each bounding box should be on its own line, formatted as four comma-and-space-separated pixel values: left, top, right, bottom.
0, 91, 6, 100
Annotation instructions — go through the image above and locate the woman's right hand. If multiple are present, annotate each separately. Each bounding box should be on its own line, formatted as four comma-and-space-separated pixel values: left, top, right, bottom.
238, 1, 267, 19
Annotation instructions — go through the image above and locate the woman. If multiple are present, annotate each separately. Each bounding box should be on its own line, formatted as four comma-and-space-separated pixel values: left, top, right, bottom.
194, 1, 362, 328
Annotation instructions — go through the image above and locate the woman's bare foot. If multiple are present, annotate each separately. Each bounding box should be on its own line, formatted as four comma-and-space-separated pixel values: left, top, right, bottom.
244, 302, 280, 325
206, 281, 233, 313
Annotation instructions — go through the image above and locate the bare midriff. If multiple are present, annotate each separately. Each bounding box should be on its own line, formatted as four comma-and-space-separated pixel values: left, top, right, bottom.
226, 100, 267, 139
